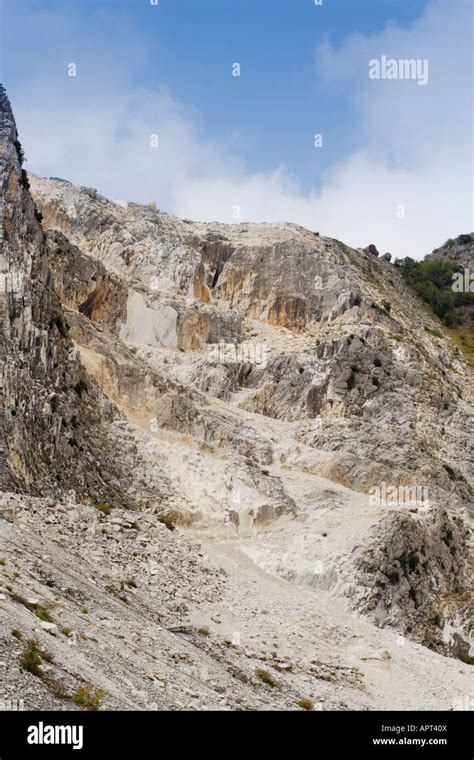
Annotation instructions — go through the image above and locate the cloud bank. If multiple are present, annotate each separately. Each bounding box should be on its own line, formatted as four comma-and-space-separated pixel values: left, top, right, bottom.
7, 0, 473, 258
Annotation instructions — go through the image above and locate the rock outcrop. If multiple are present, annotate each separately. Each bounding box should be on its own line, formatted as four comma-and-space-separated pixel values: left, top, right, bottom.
1, 85, 472, 711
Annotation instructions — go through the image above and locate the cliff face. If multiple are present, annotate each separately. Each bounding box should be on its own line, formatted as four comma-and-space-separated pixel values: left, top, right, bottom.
28, 169, 474, 652
0, 86, 170, 509
0, 87, 472, 711
0, 85, 85, 494
28, 172, 474, 509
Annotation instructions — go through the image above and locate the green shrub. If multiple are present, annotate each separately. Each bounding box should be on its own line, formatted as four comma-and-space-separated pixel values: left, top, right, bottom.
14, 139, 25, 165
397, 257, 468, 327
94, 502, 112, 515
9, 590, 55, 622
157, 513, 176, 531
457, 652, 474, 665
20, 169, 30, 190
297, 698, 314, 710
255, 668, 280, 688
20, 639, 43, 676
74, 683, 105, 711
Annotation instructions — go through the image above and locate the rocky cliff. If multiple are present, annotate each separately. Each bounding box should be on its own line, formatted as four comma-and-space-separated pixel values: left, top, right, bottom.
1, 86, 472, 711
0, 87, 171, 510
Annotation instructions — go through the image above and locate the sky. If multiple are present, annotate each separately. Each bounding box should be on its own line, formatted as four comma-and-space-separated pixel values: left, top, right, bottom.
0, 0, 472, 258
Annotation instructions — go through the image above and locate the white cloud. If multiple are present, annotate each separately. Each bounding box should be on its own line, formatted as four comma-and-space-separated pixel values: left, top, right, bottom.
10, 0, 473, 258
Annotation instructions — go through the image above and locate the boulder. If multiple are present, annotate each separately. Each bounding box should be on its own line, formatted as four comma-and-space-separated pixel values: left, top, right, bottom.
364, 244, 380, 257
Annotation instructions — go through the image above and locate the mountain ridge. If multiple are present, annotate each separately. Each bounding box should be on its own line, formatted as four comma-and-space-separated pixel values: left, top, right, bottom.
1, 86, 472, 711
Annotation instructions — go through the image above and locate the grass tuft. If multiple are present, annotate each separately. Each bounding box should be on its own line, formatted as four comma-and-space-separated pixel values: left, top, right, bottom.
74, 683, 105, 711
297, 698, 314, 710
255, 668, 280, 688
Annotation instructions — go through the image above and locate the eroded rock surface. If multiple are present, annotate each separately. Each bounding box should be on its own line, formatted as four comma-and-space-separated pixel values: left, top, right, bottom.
1, 85, 472, 711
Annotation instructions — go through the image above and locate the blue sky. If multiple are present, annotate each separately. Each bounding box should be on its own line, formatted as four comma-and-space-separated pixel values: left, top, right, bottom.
0, 0, 472, 257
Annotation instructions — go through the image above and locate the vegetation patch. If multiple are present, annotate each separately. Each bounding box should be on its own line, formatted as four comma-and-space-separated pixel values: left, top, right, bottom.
20, 169, 30, 190
20, 639, 43, 676
74, 683, 106, 711
157, 513, 176, 531
255, 668, 280, 688
10, 590, 55, 622
19, 639, 53, 676
395, 253, 474, 364
297, 698, 314, 710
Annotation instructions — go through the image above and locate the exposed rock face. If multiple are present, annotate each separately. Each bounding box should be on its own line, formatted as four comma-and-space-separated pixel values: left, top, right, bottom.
1, 86, 473, 711
0, 86, 168, 510
347, 509, 472, 653
0, 87, 102, 495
